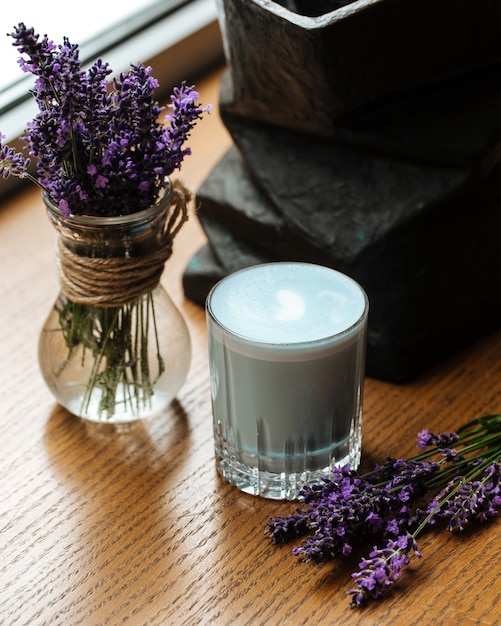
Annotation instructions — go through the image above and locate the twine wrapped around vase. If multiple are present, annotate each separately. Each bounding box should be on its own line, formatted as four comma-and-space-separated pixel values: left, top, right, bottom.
55, 179, 191, 307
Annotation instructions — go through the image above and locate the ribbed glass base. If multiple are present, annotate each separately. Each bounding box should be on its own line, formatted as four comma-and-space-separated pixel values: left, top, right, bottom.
215, 431, 361, 500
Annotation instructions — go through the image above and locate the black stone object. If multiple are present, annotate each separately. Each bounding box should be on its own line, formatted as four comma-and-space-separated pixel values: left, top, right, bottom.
217, 0, 501, 137
183, 0, 501, 382
184, 146, 501, 382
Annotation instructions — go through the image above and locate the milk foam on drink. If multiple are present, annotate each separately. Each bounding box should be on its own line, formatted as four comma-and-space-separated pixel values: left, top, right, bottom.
206, 262, 368, 499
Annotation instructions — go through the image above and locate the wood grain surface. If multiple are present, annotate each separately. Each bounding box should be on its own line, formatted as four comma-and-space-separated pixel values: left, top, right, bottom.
1, 66, 500, 626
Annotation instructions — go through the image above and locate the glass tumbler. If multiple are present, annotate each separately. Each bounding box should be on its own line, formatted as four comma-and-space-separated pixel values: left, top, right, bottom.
206, 262, 368, 499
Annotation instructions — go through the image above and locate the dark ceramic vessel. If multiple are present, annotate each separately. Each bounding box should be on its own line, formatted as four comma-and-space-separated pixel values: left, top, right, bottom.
218, 0, 501, 135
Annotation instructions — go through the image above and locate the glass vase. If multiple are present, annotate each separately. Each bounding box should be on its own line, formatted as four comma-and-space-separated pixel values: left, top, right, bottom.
38, 182, 191, 423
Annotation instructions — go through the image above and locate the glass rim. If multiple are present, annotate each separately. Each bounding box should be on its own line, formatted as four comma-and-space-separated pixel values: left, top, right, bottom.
206, 261, 369, 354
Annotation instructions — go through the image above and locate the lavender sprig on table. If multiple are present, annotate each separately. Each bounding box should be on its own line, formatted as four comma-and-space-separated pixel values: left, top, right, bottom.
265, 413, 501, 607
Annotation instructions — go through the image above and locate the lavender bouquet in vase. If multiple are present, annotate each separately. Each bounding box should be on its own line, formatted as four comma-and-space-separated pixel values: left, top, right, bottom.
0, 24, 210, 422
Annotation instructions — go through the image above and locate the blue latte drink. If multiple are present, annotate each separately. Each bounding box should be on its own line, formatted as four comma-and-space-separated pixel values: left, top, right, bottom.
206, 262, 368, 499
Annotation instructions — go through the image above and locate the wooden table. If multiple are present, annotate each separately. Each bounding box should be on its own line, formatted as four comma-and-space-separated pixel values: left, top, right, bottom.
1, 66, 500, 626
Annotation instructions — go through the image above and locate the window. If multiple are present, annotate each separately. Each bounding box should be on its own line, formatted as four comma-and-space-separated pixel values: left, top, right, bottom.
0, 0, 223, 196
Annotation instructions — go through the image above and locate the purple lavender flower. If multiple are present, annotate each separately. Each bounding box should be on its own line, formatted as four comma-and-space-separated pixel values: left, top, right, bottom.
348, 534, 421, 607
426, 461, 501, 529
265, 413, 501, 609
163, 82, 212, 172
416, 429, 433, 449
1, 23, 210, 217
266, 511, 309, 544
266, 462, 437, 564
265, 466, 373, 557
292, 467, 386, 561
0, 141, 30, 179
417, 429, 459, 450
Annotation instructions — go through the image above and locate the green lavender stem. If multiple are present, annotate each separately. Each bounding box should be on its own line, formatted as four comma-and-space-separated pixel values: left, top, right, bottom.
55, 293, 164, 420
